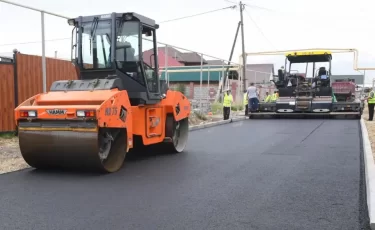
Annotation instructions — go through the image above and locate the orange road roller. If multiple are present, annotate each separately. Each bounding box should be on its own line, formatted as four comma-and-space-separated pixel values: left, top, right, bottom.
14, 12, 191, 173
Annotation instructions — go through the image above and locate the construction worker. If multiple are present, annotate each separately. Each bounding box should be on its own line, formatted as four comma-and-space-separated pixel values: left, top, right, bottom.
270, 90, 279, 102
367, 88, 375, 121
243, 90, 249, 116
247, 82, 259, 113
223, 90, 233, 120
264, 92, 272, 102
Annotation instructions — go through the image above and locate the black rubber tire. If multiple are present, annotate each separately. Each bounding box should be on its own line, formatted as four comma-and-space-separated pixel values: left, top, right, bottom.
164, 114, 189, 153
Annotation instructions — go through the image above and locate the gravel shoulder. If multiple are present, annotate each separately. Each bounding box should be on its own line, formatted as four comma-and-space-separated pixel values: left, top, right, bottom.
0, 137, 29, 174
362, 103, 375, 162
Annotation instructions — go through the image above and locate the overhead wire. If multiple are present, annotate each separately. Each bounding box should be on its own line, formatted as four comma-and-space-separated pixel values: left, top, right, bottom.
243, 6, 277, 51
158, 5, 237, 23
0, 37, 70, 47
0, 6, 237, 47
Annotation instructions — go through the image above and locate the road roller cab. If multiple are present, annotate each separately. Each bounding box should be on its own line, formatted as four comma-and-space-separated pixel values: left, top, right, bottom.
14, 12, 191, 173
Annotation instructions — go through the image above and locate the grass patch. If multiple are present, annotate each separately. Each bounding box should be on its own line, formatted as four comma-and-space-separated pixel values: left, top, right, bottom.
193, 110, 207, 120
0, 132, 16, 139
211, 102, 223, 115
231, 103, 244, 111
210, 102, 245, 113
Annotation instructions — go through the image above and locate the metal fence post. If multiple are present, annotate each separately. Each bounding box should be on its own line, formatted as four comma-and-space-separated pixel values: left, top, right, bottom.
41, 11, 47, 93
362, 71, 366, 98
207, 66, 210, 102
200, 54, 203, 111
164, 45, 168, 86
239, 65, 242, 104
222, 63, 225, 90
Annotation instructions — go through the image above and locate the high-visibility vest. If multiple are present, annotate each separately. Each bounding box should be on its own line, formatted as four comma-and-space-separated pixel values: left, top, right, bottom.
243, 93, 248, 105
223, 93, 233, 107
369, 91, 375, 104
264, 95, 271, 102
271, 93, 278, 102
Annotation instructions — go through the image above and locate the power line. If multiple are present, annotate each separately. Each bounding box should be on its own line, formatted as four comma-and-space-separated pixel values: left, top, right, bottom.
244, 3, 276, 12
0, 38, 70, 47
225, 0, 277, 12
158, 5, 237, 23
1, 6, 236, 47
244, 8, 277, 50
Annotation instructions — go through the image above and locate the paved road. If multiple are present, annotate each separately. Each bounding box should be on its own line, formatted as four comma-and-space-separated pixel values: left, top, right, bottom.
0, 119, 369, 230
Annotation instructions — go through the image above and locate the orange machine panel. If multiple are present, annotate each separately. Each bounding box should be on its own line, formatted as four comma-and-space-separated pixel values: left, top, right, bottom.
96, 90, 133, 148
131, 105, 166, 145
145, 107, 163, 138
14, 89, 133, 149
15, 89, 120, 120
160, 90, 191, 121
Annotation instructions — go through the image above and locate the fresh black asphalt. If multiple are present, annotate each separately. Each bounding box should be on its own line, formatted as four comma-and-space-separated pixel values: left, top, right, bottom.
0, 119, 369, 230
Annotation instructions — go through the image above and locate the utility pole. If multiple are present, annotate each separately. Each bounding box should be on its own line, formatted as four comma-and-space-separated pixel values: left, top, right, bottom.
239, 1, 247, 92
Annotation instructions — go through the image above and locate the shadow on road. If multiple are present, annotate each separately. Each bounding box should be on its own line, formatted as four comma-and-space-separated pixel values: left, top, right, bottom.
23, 145, 181, 178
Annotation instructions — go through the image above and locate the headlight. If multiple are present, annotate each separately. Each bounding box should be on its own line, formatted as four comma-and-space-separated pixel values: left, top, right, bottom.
20, 110, 37, 118
76, 110, 95, 117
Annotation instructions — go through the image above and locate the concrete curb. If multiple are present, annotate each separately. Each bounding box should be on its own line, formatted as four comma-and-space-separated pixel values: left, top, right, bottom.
361, 119, 375, 229
189, 116, 247, 131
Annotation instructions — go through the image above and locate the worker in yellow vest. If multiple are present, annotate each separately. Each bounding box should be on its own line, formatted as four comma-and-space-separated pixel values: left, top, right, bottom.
264, 92, 272, 102
243, 90, 249, 116
367, 89, 375, 121
223, 90, 233, 120
270, 90, 279, 102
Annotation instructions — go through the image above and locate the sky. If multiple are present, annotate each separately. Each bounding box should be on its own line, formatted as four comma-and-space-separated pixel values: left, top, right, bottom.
1, 0, 375, 83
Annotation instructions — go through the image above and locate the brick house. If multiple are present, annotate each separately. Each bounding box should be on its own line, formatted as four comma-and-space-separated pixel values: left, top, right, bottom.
143, 46, 208, 67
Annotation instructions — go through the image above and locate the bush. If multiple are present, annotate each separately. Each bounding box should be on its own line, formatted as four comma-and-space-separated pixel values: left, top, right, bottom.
211, 102, 223, 114
175, 83, 186, 94
193, 110, 207, 120
231, 103, 244, 111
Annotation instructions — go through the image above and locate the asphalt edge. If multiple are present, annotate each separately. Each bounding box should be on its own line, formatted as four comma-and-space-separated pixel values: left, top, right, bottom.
189, 116, 247, 131
361, 118, 375, 229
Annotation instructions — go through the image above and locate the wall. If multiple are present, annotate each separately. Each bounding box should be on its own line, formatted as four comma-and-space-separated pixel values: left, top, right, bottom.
16, 53, 78, 104
0, 53, 77, 132
331, 75, 364, 84
169, 82, 221, 101
0, 62, 15, 132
